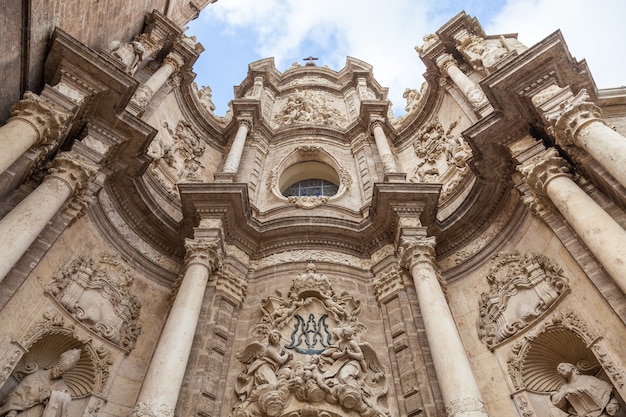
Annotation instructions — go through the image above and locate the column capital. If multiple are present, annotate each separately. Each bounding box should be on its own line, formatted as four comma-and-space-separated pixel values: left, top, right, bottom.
236, 115, 253, 131
368, 115, 386, 131
435, 53, 457, 76
517, 148, 571, 195
47, 151, 100, 196
163, 52, 185, 74
10, 91, 72, 146
183, 237, 222, 271
542, 89, 602, 147
398, 235, 437, 271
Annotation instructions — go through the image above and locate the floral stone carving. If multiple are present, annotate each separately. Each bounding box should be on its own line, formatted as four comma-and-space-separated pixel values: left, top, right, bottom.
477, 251, 568, 349
147, 120, 206, 197
46, 254, 142, 351
409, 117, 472, 201
231, 263, 388, 417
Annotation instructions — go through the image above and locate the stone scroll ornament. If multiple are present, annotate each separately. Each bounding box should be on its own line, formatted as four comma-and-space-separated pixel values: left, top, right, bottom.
46, 254, 141, 351
231, 262, 389, 417
477, 251, 568, 349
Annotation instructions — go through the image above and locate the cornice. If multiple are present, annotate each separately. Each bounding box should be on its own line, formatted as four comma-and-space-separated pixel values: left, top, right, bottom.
179, 182, 440, 259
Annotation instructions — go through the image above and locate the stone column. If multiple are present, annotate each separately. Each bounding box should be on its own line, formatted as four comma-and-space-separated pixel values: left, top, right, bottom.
540, 89, 626, 189
132, 237, 221, 417
131, 52, 184, 107
222, 117, 252, 174
370, 117, 398, 174
436, 53, 487, 109
0, 151, 98, 281
0, 92, 70, 176
519, 147, 626, 294
399, 235, 488, 417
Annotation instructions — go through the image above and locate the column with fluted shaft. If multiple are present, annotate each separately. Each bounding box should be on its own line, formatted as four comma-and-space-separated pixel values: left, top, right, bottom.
518, 147, 626, 294
0, 92, 71, 175
131, 51, 184, 108
222, 116, 252, 174
370, 116, 398, 174
131, 237, 222, 417
538, 88, 626, 189
436, 53, 487, 109
0, 151, 98, 281
399, 235, 489, 417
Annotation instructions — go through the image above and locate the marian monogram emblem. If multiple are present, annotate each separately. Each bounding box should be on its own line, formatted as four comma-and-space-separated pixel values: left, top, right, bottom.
285, 313, 332, 354
231, 262, 389, 417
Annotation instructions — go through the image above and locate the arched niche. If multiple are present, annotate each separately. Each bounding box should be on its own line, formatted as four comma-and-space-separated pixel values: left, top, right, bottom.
507, 309, 625, 417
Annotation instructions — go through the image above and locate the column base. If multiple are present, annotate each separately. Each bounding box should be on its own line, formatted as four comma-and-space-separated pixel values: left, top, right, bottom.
213, 172, 237, 183
445, 397, 489, 417
384, 172, 406, 182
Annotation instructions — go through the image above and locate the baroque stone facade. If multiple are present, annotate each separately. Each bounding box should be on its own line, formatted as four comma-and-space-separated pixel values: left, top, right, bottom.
0, 6, 625, 417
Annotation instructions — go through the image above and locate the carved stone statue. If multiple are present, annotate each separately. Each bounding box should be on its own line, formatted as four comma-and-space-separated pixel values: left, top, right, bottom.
233, 330, 292, 417
107, 40, 144, 75
551, 363, 619, 417
0, 349, 81, 417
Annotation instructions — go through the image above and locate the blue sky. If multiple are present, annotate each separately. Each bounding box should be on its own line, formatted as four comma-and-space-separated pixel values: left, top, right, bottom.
187, 0, 625, 117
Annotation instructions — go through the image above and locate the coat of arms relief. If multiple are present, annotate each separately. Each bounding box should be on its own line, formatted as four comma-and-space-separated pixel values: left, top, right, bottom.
231, 263, 389, 417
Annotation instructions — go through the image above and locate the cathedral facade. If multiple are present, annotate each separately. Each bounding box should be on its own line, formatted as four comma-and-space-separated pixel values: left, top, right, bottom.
1, 3, 626, 417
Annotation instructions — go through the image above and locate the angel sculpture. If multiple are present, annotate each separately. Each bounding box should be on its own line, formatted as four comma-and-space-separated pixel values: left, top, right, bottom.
232, 330, 292, 417
317, 326, 388, 416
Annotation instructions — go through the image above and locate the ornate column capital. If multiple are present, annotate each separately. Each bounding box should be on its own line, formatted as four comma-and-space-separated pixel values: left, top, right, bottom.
162, 52, 185, 75
368, 115, 386, 132
183, 238, 223, 272
398, 235, 437, 271
10, 91, 72, 146
517, 148, 571, 195
236, 115, 253, 131
47, 151, 100, 196
542, 89, 602, 146
435, 53, 458, 76
215, 270, 248, 306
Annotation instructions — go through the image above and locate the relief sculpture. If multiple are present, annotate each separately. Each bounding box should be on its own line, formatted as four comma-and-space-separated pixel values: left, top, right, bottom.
477, 251, 568, 349
0, 349, 81, 417
551, 363, 620, 417
46, 254, 141, 351
231, 263, 388, 417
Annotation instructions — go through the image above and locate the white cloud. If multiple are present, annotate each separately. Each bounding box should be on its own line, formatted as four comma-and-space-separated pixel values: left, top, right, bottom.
193, 0, 625, 115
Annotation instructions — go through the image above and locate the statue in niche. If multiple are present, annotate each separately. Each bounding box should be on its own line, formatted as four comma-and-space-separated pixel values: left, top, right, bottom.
551, 363, 620, 417
0, 349, 81, 417
230, 263, 388, 417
